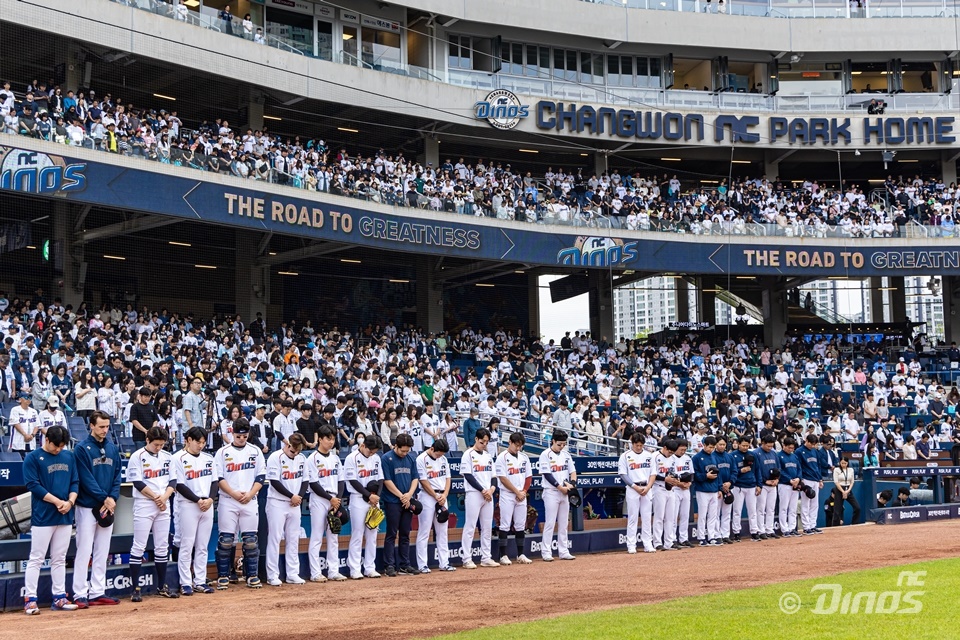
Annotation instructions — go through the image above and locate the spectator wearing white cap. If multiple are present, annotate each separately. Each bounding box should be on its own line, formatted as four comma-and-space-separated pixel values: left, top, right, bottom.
39, 395, 67, 447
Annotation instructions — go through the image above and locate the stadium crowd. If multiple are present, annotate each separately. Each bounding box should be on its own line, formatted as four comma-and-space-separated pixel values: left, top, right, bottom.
7, 292, 960, 612
2, 78, 958, 236
2, 291, 959, 463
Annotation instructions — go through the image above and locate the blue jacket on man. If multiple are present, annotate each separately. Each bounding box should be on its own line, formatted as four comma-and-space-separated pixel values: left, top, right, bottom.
692, 449, 720, 493
74, 434, 122, 510
731, 450, 758, 488
777, 450, 801, 486
752, 447, 781, 486
797, 444, 822, 482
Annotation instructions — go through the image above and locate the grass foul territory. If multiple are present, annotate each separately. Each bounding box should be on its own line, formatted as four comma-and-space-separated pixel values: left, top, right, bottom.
428, 557, 960, 640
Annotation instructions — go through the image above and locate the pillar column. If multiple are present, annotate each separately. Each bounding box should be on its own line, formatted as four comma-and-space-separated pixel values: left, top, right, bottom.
675, 278, 691, 323
422, 137, 440, 169
416, 256, 443, 334
53, 202, 83, 309
55, 41, 83, 92
763, 151, 780, 182
943, 276, 960, 345
588, 270, 614, 345
942, 151, 958, 188
698, 276, 717, 325
870, 276, 885, 323
243, 88, 264, 132
236, 230, 267, 324
889, 276, 907, 324
762, 287, 787, 347
594, 152, 608, 178
528, 273, 541, 339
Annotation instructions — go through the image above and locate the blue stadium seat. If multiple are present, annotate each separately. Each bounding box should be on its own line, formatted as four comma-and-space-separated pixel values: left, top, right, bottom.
0, 451, 21, 462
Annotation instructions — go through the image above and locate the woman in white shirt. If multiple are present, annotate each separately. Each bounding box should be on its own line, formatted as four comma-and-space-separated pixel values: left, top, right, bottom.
831, 457, 860, 526
74, 368, 97, 422
96, 374, 118, 420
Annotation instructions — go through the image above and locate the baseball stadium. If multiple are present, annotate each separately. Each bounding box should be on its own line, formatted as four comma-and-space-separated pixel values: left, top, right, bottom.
0, 0, 960, 637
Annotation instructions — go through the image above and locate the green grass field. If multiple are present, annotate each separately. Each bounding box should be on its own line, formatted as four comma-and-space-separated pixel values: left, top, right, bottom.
429, 557, 958, 640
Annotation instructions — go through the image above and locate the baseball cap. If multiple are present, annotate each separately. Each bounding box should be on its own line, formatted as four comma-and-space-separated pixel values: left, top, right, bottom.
47, 396, 60, 408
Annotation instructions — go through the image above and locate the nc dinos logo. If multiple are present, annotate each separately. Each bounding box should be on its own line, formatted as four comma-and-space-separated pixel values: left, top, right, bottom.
0, 147, 87, 195
556, 236, 639, 267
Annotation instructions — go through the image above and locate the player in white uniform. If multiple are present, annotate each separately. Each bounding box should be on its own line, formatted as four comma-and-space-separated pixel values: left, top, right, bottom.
172, 426, 217, 595
495, 432, 533, 565
651, 438, 679, 550
214, 418, 265, 589
10, 392, 40, 457
126, 427, 179, 602
344, 435, 384, 579
538, 428, 577, 562
265, 432, 308, 586
671, 439, 694, 548
306, 425, 347, 582
460, 427, 499, 569
618, 432, 656, 554
415, 438, 455, 573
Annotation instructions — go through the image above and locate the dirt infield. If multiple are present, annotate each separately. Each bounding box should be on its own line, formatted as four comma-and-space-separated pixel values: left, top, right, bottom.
5, 521, 959, 640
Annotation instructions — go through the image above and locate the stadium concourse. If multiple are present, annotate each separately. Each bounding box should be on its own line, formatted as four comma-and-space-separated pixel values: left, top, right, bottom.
2, 79, 958, 237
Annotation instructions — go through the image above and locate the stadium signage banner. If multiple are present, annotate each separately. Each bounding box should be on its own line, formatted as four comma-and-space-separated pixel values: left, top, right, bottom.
6, 144, 960, 277
533, 101, 956, 146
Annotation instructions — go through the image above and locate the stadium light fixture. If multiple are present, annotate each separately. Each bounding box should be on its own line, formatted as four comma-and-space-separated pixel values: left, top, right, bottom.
518, 149, 539, 153
278, 271, 299, 276
263, 115, 282, 121
168, 241, 192, 247
195, 264, 217, 269
660, 157, 681, 161
731, 160, 752, 164
476, 284, 495, 287
340, 259, 362, 264
104, 255, 126, 260
153, 93, 176, 101
389, 279, 409, 283
338, 127, 359, 133
26, 245, 36, 250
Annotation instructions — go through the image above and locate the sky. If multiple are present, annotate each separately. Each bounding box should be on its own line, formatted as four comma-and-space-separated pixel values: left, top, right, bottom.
538, 275, 589, 343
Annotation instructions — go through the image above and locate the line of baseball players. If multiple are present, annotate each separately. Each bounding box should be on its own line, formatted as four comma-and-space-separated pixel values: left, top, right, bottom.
618, 431, 826, 553
21, 415, 585, 613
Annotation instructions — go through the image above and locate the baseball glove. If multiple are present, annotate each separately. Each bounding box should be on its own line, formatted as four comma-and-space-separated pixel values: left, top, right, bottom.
327, 508, 343, 535
567, 486, 582, 508
364, 505, 385, 530
524, 505, 538, 533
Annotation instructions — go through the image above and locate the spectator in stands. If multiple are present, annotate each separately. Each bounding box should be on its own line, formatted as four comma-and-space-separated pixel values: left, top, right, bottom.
219, 5, 234, 35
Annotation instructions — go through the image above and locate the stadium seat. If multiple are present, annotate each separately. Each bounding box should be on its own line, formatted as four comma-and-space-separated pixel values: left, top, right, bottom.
0, 451, 21, 462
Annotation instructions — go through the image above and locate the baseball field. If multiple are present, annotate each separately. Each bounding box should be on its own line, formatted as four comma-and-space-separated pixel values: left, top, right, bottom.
2, 520, 957, 640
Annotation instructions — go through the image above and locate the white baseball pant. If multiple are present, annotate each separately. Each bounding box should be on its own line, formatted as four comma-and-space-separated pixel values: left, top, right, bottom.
177, 501, 214, 587
624, 487, 654, 552
130, 503, 171, 559
72, 507, 115, 599
25, 525, 71, 599
416, 494, 451, 570
800, 479, 820, 531
674, 489, 691, 544
218, 498, 259, 536
777, 485, 799, 534
540, 489, 570, 559
695, 491, 720, 542
651, 484, 677, 548
498, 493, 527, 533
461, 491, 493, 563
266, 499, 302, 582
308, 496, 339, 580
731, 486, 758, 535
757, 486, 778, 535
348, 497, 378, 577
719, 494, 733, 539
